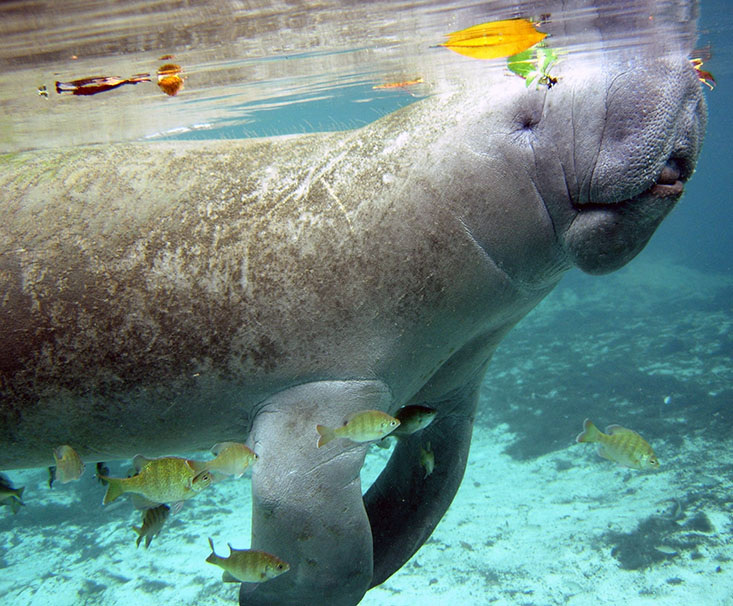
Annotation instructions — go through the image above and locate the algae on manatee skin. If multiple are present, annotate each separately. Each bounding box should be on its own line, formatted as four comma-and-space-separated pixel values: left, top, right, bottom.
0, 147, 88, 190
0, 152, 21, 164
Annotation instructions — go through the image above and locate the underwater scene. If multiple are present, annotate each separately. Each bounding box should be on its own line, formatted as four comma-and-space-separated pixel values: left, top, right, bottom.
0, 1, 731, 605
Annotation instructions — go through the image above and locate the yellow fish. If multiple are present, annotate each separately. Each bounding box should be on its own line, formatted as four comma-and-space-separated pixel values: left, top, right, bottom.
206, 537, 290, 583
132, 504, 171, 549
191, 442, 258, 479
100, 456, 213, 505
440, 18, 547, 60
53, 445, 85, 483
316, 410, 400, 448
576, 419, 660, 470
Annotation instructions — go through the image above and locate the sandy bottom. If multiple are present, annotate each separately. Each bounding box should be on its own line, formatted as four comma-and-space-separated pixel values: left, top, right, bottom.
1, 422, 731, 606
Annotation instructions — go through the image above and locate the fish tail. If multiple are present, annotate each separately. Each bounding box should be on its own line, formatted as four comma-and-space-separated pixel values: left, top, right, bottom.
102, 477, 125, 505
576, 418, 602, 443
206, 537, 218, 563
132, 526, 144, 548
316, 425, 335, 448
15, 486, 25, 502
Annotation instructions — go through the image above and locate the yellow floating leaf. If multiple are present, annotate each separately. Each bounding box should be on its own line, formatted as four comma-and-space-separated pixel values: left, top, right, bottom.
440, 18, 547, 60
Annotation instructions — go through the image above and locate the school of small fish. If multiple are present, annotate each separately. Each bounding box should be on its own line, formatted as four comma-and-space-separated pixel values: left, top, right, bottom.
0, 405, 663, 591
576, 418, 660, 470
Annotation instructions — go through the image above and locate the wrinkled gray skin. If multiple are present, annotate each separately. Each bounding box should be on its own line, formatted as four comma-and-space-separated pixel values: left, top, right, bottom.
0, 2, 706, 604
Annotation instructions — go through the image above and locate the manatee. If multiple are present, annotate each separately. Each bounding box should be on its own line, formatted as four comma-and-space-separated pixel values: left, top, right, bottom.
0, 1, 706, 605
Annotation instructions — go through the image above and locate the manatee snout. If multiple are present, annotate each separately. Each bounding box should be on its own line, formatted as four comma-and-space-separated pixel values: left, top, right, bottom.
563, 59, 706, 275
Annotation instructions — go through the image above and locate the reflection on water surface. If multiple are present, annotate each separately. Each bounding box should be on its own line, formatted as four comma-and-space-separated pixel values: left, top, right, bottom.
0, 0, 704, 151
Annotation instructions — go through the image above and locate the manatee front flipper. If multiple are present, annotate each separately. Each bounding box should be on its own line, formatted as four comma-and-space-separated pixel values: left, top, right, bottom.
364, 382, 479, 587
241, 380, 391, 606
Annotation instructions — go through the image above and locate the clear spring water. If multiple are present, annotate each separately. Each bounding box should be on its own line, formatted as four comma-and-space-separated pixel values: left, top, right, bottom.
0, 1, 731, 605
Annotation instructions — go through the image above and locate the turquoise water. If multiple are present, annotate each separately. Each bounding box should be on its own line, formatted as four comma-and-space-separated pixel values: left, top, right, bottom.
0, 1, 731, 605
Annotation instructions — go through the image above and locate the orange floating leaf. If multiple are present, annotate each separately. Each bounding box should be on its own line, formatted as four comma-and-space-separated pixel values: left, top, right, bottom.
158, 75, 184, 96
373, 77, 424, 90
157, 63, 182, 77
440, 18, 547, 60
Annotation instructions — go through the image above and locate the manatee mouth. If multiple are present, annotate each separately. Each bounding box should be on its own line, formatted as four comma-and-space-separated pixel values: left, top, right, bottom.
581, 157, 687, 209
647, 158, 684, 198
563, 157, 689, 275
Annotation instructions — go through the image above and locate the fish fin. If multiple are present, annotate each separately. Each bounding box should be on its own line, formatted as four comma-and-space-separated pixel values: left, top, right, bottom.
596, 445, 615, 462
134, 529, 143, 548
170, 501, 184, 515
211, 441, 235, 456
187, 459, 208, 474
206, 470, 227, 483
316, 425, 335, 448
374, 437, 392, 449
207, 537, 217, 558
576, 418, 601, 443
102, 477, 124, 505
130, 493, 160, 511
240, 582, 260, 595
16, 486, 25, 502
52, 446, 64, 463
605, 424, 635, 437
132, 454, 152, 473
222, 571, 239, 583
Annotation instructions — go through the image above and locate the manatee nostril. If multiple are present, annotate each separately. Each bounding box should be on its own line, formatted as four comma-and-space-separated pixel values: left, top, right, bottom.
513, 109, 540, 132
519, 115, 538, 130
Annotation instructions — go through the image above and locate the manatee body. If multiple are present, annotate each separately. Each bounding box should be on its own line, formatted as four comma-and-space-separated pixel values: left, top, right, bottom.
0, 2, 706, 605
